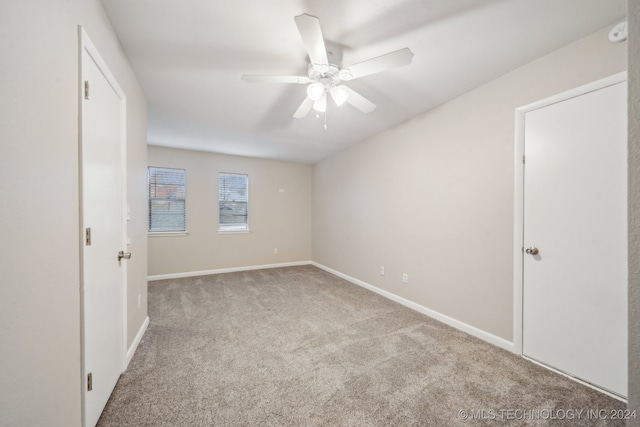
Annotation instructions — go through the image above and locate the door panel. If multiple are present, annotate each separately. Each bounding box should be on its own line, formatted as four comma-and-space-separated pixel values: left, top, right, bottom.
81, 34, 125, 427
522, 82, 627, 397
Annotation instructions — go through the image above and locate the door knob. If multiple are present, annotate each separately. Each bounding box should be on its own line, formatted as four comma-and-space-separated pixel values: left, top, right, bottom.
118, 251, 132, 261
525, 247, 539, 255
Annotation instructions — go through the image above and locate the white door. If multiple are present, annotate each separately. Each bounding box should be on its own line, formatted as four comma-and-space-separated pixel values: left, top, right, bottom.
80, 29, 127, 427
522, 80, 627, 397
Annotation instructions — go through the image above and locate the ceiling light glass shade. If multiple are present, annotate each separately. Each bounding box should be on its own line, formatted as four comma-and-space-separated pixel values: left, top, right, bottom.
313, 93, 327, 112
307, 82, 325, 101
330, 86, 348, 107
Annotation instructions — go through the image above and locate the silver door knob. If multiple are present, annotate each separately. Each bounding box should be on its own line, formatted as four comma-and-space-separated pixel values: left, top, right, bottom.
118, 251, 132, 261
525, 247, 539, 255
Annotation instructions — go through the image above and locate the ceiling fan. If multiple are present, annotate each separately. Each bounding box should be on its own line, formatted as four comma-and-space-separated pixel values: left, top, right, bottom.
241, 13, 414, 119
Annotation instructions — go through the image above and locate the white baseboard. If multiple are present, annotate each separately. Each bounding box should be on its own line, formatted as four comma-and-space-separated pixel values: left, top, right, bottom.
311, 262, 514, 353
125, 316, 149, 369
147, 261, 312, 282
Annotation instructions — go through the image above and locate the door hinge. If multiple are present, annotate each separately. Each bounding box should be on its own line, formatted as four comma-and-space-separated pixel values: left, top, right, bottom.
522, 155, 525, 164
85, 227, 91, 246
84, 81, 90, 100
87, 373, 93, 391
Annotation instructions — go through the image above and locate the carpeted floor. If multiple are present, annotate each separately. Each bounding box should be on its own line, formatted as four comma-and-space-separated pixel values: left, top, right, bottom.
98, 265, 626, 426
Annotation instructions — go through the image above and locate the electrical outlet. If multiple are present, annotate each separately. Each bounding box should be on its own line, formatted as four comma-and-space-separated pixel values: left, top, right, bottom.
380, 266, 385, 276
137, 294, 141, 308
273, 248, 278, 254
402, 273, 409, 284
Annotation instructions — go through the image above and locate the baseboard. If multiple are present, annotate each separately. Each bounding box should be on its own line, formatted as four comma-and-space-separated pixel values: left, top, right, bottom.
125, 316, 149, 369
311, 262, 514, 353
148, 261, 313, 282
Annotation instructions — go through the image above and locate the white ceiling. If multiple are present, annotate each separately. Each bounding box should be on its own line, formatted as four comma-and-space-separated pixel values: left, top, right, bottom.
100, 0, 626, 163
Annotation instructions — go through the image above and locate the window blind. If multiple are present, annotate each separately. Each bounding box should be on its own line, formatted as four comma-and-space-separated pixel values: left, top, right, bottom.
219, 173, 248, 231
148, 167, 186, 232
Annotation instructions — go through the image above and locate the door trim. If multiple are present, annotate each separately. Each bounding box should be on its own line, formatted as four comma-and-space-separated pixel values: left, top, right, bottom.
512, 71, 627, 356
78, 26, 128, 427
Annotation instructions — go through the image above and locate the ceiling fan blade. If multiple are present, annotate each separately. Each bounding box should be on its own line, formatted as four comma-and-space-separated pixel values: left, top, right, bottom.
340, 86, 376, 113
293, 96, 314, 118
339, 48, 414, 81
294, 13, 329, 72
241, 75, 311, 84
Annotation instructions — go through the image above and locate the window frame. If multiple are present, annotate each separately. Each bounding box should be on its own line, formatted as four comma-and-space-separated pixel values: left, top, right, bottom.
218, 172, 250, 233
148, 166, 187, 235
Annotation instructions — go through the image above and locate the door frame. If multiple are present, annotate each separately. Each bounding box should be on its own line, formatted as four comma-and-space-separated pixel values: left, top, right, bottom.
512, 72, 627, 355
78, 26, 128, 426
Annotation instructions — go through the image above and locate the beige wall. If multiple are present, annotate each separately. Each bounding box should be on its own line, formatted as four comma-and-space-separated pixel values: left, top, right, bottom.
148, 146, 312, 276
0, 1, 148, 425
313, 24, 626, 342
628, 0, 640, 423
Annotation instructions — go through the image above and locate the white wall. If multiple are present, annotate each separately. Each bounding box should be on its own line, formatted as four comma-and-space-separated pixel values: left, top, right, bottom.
148, 146, 312, 277
628, 0, 640, 423
0, 1, 148, 425
313, 24, 626, 343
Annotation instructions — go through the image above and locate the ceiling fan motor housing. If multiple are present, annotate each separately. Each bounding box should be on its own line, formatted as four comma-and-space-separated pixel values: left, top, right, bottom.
308, 63, 341, 82
307, 63, 344, 102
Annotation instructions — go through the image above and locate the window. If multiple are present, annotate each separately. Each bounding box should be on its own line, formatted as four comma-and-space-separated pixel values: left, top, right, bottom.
219, 173, 249, 232
148, 167, 186, 232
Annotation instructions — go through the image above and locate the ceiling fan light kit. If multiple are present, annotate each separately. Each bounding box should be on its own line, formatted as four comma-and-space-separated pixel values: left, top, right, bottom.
306, 81, 325, 101
330, 86, 348, 106
313, 94, 327, 113
241, 13, 414, 121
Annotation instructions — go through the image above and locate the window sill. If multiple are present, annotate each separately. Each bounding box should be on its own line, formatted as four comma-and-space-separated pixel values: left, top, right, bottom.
148, 231, 189, 237
218, 228, 251, 235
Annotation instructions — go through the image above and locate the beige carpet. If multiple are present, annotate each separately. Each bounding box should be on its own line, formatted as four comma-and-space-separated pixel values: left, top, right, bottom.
98, 265, 625, 426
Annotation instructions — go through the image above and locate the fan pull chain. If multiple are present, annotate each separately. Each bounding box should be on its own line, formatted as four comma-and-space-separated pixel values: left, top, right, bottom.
324, 110, 327, 130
